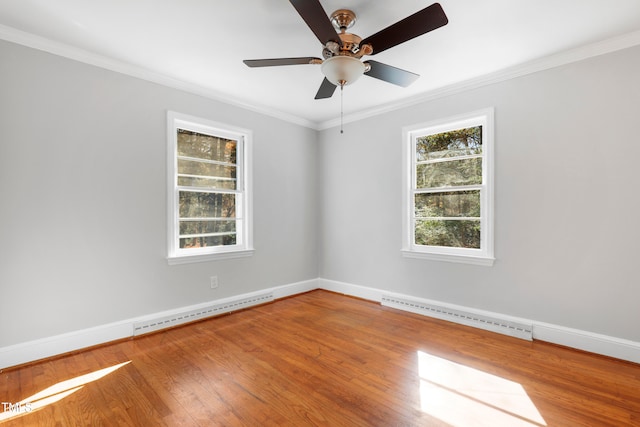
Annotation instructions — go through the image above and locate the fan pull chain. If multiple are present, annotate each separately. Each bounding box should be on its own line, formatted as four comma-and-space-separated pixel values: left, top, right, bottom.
340, 83, 344, 134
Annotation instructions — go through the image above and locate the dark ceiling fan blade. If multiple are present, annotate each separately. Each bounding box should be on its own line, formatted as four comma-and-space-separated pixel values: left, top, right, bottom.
290, 0, 342, 47
365, 60, 419, 87
243, 57, 322, 67
360, 3, 448, 55
315, 77, 336, 99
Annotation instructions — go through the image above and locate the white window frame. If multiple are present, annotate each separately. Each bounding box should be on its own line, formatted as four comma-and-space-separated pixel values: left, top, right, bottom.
402, 108, 494, 266
167, 111, 253, 265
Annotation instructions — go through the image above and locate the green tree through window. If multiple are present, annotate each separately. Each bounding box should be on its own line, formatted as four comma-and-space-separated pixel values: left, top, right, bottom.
177, 130, 238, 249
414, 127, 482, 248
167, 112, 253, 264
403, 109, 494, 265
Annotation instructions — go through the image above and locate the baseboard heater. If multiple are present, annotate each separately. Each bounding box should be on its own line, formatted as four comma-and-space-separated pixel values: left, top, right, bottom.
132, 292, 274, 336
381, 295, 533, 341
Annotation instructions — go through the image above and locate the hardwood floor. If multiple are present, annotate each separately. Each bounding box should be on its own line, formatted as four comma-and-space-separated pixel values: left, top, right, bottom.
1, 290, 639, 426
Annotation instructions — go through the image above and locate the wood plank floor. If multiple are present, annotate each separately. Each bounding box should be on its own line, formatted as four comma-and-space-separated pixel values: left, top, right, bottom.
1, 290, 639, 426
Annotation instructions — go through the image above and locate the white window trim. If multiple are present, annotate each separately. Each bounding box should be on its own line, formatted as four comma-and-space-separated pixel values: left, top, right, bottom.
167, 111, 253, 265
401, 108, 495, 266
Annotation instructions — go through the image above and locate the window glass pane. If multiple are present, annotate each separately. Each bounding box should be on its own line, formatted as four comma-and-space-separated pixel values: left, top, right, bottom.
177, 129, 237, 164
179, 192, 236, 218
415, 191, 480, 218
179, 220, 236, 235
177, 158, 236, 189
180, 234, 236, 249
178, 176, 237, 189
415, 219, 480, 249
416, 126, 482, 161
416, 157, 482, 188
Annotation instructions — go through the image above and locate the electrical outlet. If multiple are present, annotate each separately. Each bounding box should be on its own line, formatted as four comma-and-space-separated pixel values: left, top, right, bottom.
210, 275, 219, 289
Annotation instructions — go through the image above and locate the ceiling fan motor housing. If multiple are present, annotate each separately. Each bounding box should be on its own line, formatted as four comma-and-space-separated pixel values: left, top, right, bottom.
323, 31, 369, 58
323, 10, 373, 59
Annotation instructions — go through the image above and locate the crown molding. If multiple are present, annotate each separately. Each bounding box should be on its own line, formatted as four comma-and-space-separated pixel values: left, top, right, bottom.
0, 24, 317, 129
317, 29, 640, 130
1, 24, 639, 132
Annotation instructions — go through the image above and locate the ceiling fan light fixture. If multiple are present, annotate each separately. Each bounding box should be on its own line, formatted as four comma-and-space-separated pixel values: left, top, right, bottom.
321, 56, 365, 86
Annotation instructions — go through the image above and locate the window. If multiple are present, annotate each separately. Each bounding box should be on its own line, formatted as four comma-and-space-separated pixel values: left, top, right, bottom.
167, 111, 253, 264
402, 109, 494, 266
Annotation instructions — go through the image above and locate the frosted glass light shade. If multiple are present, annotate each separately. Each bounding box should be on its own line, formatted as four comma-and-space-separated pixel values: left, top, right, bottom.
321, 56, 366, 86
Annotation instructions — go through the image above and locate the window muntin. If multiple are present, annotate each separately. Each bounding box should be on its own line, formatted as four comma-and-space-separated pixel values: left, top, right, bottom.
403, 109, 494, 265
168, 112, 252, 263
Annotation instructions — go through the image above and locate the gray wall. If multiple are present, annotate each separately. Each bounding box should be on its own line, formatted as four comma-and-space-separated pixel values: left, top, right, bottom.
0, 40, 319, 347
2, 37, 639, 350
319, 45, 640, 342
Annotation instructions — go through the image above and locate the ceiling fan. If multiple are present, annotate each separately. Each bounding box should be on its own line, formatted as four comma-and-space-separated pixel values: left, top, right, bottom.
243, 1, 449, 100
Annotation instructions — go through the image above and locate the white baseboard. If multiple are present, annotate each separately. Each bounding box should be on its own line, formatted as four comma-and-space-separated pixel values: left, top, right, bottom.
317, 278, 384, 301
2, 277, 639, 369
0, 320, 133, 371
317, 278, 640, 364
0, 278, 318, 370
270, 278, 319, 299
533, 322, 640, 364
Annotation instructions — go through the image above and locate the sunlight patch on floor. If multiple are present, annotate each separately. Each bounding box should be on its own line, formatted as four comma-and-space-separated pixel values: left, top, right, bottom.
417, 351, 546, 427
0, 361, 130, 422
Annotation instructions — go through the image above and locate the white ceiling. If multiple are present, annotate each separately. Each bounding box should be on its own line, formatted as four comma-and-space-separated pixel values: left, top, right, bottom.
1, 0, 640, 128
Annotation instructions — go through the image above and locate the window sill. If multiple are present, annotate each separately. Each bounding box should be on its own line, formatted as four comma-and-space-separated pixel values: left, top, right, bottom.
401, 250, 494, 266
168, 249, 254, 265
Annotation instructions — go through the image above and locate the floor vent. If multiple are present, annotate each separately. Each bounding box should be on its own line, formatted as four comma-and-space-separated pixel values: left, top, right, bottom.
133, 292, 274, 336
381, 295, 533, 341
